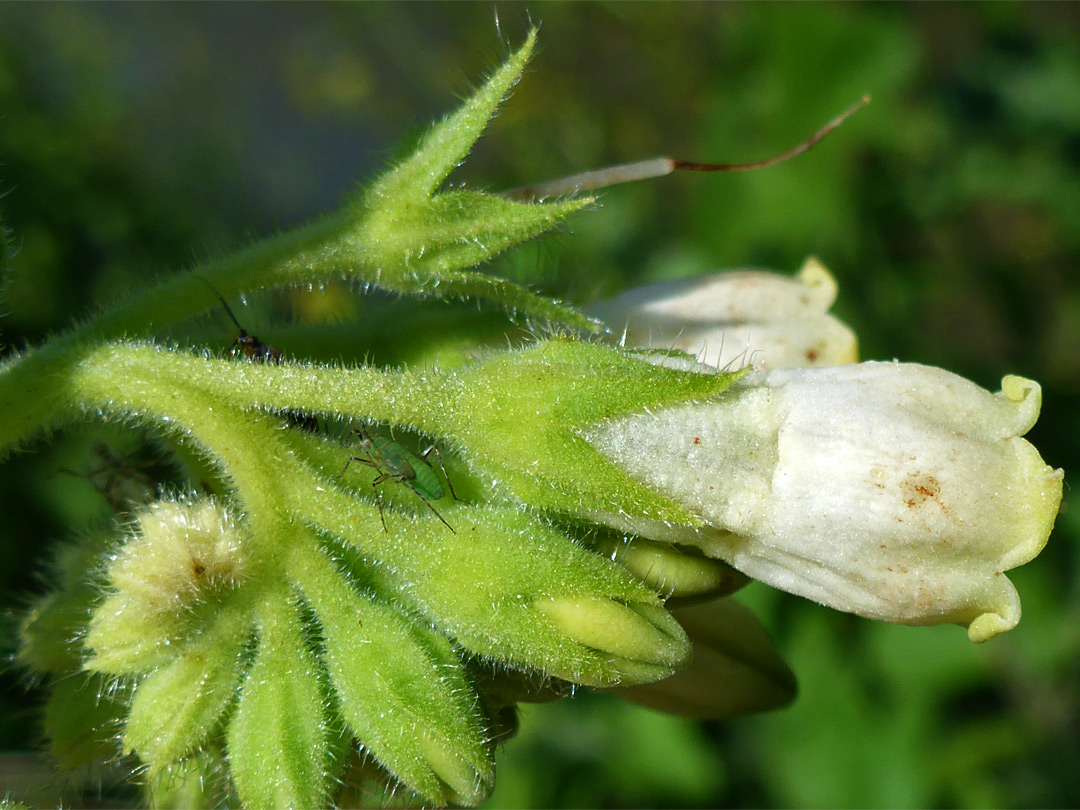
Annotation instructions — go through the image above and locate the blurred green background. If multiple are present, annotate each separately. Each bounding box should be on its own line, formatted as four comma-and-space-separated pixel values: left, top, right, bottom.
1, 3, 1077, 808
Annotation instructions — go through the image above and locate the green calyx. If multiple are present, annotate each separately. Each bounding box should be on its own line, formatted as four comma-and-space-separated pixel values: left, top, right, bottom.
4, 30, 758, 810
0, 29, 596, 462
51, 332, 726, 805
2, 27, 777, 810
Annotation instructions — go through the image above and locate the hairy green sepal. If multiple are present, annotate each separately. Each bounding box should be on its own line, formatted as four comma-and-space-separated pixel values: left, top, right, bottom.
0, 29, 595, 460
121, 601, 253, 774
227, 593, 334, 810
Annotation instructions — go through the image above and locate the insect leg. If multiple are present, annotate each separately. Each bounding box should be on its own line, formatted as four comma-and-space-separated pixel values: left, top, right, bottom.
406, 485, 456, 534
419, 444, 463, 503
338, 454, 379, 479
370, 478, 388, 533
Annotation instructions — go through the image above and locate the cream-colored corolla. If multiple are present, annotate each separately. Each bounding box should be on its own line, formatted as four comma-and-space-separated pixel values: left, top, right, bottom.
585, 361, 1063, 642
589, 257, 858, 370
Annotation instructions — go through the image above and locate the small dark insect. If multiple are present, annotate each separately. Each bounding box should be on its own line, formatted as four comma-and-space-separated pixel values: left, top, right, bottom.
194, 274, 319, 431
340, 428, 460, 533
193, 274, 282, 364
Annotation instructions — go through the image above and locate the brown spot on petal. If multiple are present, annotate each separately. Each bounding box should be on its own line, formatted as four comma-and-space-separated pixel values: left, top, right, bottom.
693, 436, 701, 445
900, 473, 941, 508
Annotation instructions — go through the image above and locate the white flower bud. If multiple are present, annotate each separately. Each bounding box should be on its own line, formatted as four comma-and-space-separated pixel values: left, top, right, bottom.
589, 257, 857, 369
585, 362, 1063, 642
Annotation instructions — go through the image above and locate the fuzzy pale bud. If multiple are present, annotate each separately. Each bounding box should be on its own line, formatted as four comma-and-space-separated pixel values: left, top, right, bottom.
536, 595, 690, 675
104, 498, 247, 613
85, 499, 248, 673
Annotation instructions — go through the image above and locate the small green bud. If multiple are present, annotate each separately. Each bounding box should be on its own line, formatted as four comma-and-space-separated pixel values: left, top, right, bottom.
536, 595, 690, 675
591, 534, 748, 598
121, 602, 252, 774
85, 591, 194, 673
293, 545, 493, 807
415, 727, 490, 806
227, 596, 334, 810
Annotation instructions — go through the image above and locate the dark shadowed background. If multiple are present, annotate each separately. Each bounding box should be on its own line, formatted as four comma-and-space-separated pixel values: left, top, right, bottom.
1, 4, 1077, 807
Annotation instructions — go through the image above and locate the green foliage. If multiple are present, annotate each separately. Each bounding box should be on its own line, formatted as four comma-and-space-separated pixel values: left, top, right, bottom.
119, 601, 252, 771
227, 595, 334, 810
1, 6, 1076, 810
0, 35, 728, 808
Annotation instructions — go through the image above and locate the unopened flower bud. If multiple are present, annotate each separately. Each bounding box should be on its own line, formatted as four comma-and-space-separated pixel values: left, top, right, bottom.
536, 595, 690, 676
586, 362, 1063, 641
608, 598, 796, 719
590, 258, 857, 369
590, 534, 748, 598
106, 498, 247, 614
416, 727, 492, 806
85, 498, 248, 673
295, 546, 494, 807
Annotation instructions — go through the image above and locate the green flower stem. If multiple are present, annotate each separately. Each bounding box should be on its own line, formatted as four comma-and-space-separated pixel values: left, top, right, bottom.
88, 218, 350, 341
0, 340, 91, 458
0, 29, 597, 459
55, 339, 737, 529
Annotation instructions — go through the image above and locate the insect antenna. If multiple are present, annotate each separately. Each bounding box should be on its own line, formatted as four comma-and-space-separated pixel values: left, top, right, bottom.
191, 274, 282, 365
192, 274, 246, 336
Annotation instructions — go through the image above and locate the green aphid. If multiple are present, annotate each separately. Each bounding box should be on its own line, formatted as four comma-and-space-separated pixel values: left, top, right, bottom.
342, 428, 459, 533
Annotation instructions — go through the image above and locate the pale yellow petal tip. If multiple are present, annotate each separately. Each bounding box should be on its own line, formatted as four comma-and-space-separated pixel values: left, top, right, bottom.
1029, 463, 1065, 563
826, 316, 860, 365
967, 610, 1017, 643
1000, 374, 1043, 434
996, 440, 1064, 573
795, 256, 838, 306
